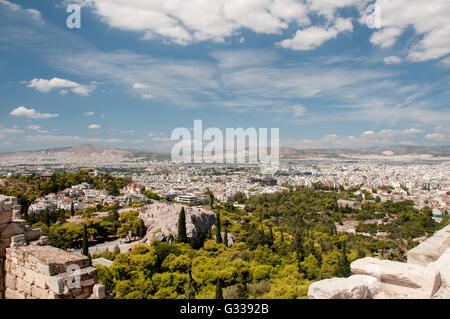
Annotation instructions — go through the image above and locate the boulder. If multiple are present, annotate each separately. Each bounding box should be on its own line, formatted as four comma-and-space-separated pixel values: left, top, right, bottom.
427, 248, 450, 288
351, 257, 441, 298
139, 202, 215, 248
308, 275, 380, 299
407, 224, 450, 266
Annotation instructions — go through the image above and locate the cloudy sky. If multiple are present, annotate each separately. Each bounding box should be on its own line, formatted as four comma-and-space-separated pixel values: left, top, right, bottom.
0, 0, 449, 152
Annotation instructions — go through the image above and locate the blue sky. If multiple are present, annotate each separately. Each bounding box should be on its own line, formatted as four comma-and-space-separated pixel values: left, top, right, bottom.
0, 0, 449, 152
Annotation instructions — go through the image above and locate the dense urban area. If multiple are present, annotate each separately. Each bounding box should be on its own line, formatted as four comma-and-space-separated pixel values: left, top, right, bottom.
0, 146, 448, 299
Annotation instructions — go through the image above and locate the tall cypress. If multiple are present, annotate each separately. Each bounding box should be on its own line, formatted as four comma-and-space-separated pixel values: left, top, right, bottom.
215, 279, 223, 299
215, 212, 222, 244
70, 201, 75, 217
223, 227, 229, 247
82, 223, 89, 257
178, 207, 187, 243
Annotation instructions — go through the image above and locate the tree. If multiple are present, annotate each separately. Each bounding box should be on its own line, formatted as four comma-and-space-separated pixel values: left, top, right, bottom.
70, 201, 75, 217
215, 212, 222, 244
223, 227, 229, 247
215, 279, 223, 299
178, 207, 188, 243
82, 223, 89, 257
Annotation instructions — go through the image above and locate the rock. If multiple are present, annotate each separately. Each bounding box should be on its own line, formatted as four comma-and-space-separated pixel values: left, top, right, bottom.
25, 229, 42, 242
93, 283, 106, 299
139, 202, 215, 248
407, 224, 450, 266
92, 258, 113, 268
427, 248, 450, 289
308, 275, 380, 299
351, 257, 441, 298
154, 232, 165, 242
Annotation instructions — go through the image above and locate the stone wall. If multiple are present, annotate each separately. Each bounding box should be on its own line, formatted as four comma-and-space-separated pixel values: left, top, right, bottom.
0, 195, 106, 299
308, 224, 450, 299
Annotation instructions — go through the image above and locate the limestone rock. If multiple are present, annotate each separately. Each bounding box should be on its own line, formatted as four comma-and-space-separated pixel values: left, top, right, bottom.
351, 257, 441, 298
93, 283, 106, 299
407, 224, 450, 266
427, 248, 450, 289
308, 275, 380, 299
139, 202, 215, 248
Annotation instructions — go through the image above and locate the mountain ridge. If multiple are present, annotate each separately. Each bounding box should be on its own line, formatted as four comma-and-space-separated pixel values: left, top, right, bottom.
1, 144, 449, 159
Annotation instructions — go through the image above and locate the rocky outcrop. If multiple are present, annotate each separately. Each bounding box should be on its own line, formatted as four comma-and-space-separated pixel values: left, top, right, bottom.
407, 225, 450, 266
139, 202, 216, 248
308, 224, 450, 299
427, 248, 450, 289
308, 275, 380, 299
0, 195, 107, 299
351, 257, 440, 298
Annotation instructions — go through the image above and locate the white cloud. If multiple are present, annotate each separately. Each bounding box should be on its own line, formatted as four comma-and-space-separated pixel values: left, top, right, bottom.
27, 125, 41, 130
384, 56, 402, 64
84, 112, 95, 116
88, 124, 101, 129
364, 0, 450, 62
71, 0, 312, 45
10, 106, 59, 119
0, 127, 23, 134
141, 94, 154, 100
25, 135, 123, 144
0, 0, 42, 22
425, 133, 445, 141
370, 27, 403, 48
292, 105, 306, 117
132, 82, 151, 89
27, 77, 96, 96
277, 18, 353, 51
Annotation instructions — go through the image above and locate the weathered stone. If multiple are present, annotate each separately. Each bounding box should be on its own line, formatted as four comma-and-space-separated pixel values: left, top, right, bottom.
31, 284, 51, 299
93, 284, 106, 299
407, 224, 450, 266
5, 288, 26, 299
92, 257, 113, 268
5, 273, 16, 290
427, 248, 450, 289
308, 275, 380, 299
139, 202, 215, 248
0, 205, 13, 224
1, 220, 26, 238
351, 257, 440, 298
16, 276, 32, 295
25, 229, 42, 242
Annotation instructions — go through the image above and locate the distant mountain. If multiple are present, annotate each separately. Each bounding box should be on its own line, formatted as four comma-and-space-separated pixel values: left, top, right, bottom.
279, 145, 450, 159
0, 144, 171, 161
0, 144, 448, 161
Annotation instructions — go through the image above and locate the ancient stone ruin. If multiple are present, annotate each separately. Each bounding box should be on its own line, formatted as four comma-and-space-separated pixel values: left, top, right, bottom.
0, 195, 106, 299
308, 224, 450, 299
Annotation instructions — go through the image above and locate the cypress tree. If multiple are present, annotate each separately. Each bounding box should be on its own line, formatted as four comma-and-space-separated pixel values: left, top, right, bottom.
215, 279, 223, 299
82, 223, 89, 257
178, 207, 187, 243
70, 201, 75, 217
223, 227, 229, 247
215, 212, 222, 244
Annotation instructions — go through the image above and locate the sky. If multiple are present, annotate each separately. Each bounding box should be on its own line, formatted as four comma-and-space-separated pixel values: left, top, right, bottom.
0, 0, 449, 152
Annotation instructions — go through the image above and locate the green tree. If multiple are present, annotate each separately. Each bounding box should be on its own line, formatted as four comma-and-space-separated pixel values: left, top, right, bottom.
70, 201, 75, 217
215, 279, 224, 299
82, 223, 89, 257
178, 207, 188, 243
215, 212, 222, 244
223, 227, 229, 247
